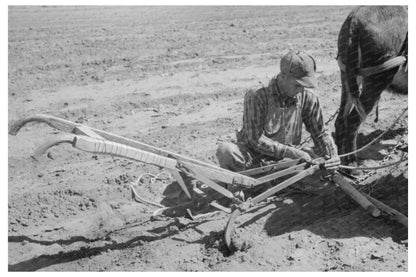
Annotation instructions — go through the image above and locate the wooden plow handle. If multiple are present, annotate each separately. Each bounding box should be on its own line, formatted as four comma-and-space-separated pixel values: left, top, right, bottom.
31, 135, 77, 161
73, 136, 238, 199
9, 114, 230, 173
9, 114, 80, 135
31, 134, 178, 169
32, 135, 242, 200
73, 135, 177, 169
9, 114, 257, 187
73, 136, 256, 188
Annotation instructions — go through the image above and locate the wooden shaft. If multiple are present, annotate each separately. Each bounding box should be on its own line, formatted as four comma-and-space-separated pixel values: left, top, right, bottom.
332, 173, 381, 217
182, 166, 235, 199
363, 193, 408, 227
238, 159, 300, 176
251, 165, 318, 205
255, 163, 307, 185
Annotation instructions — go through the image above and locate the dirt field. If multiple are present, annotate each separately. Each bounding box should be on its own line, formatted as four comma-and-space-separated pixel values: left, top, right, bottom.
8, 6, 408, 271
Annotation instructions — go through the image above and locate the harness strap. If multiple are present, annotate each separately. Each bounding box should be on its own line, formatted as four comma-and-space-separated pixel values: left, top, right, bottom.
358, 56, 407, 77
337, 55, 406, 77
337, 57, 346, 72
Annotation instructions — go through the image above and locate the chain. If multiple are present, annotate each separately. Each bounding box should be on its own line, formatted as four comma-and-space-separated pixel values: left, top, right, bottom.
339, 107, 408, 158
356, 130, 408, 193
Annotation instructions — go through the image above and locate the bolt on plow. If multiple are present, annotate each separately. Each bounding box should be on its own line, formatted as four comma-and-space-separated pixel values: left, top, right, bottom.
9, 114, 408, 251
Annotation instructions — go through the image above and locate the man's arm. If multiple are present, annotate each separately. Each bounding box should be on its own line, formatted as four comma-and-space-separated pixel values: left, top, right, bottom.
301, 91, 338, 158
242, 89, 287, 159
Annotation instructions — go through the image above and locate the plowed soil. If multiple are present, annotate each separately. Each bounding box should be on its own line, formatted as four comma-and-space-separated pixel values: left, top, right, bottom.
8, 6, 408, 271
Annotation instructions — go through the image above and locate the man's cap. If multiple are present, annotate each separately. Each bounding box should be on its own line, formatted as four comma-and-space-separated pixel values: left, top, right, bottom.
280, 50, 317, 88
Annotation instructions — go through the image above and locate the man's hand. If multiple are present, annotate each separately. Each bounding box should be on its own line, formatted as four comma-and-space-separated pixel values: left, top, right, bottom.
284, 146, 312, 162
324, 155, 340, 171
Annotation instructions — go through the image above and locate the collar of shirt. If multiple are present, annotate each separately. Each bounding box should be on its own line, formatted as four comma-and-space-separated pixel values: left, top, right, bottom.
269, 76, 300, 107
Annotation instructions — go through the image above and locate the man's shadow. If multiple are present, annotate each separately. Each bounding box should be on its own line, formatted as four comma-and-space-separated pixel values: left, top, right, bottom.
261, 172, 407, 244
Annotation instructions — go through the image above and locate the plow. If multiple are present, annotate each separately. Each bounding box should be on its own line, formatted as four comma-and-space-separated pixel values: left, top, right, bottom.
9, 114, 408, 251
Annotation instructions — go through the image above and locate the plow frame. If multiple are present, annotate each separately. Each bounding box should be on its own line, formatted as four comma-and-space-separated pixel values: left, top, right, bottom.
9, 114, 408, 250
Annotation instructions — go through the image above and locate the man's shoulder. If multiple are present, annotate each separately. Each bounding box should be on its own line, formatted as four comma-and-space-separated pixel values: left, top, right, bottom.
303, 88, 316, 96
302, 88, 319, 102
244, 85, 270, 101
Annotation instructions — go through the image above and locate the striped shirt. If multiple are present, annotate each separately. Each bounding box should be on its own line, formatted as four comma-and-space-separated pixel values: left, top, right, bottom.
237, 75, 338, 159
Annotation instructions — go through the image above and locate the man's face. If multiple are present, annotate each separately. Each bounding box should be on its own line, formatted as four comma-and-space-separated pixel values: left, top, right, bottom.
283, 75, 305, 97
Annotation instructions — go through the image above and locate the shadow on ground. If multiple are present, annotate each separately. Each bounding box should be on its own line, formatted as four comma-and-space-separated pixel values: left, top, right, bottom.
261, 172, 407, 243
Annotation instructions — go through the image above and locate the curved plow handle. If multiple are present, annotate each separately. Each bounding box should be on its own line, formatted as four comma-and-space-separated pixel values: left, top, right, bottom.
31, 135, 75, 161
32, 134, 194, 203
30, 134, 177, 170
9, 114, 80, 135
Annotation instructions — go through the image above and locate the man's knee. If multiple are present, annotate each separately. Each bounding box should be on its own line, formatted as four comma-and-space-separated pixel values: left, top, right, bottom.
216, 142, 245, 171
216, 142, 237, 156
216, 142, 238, 164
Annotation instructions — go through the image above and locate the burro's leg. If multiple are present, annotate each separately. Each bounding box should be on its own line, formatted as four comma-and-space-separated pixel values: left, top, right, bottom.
335, 70, 356, 164
336, 67, 399, 165
351, 68, 400, 159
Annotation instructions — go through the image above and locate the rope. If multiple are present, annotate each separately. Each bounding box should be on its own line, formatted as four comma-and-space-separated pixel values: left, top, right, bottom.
339, 107, 408, 158
338, 153, 407, 171
337, 56, 406, 77
130, 185, 165, 208
130, 171, 173, 208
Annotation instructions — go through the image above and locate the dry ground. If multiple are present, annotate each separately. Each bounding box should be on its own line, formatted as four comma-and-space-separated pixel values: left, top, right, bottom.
8, 6, 408, 271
